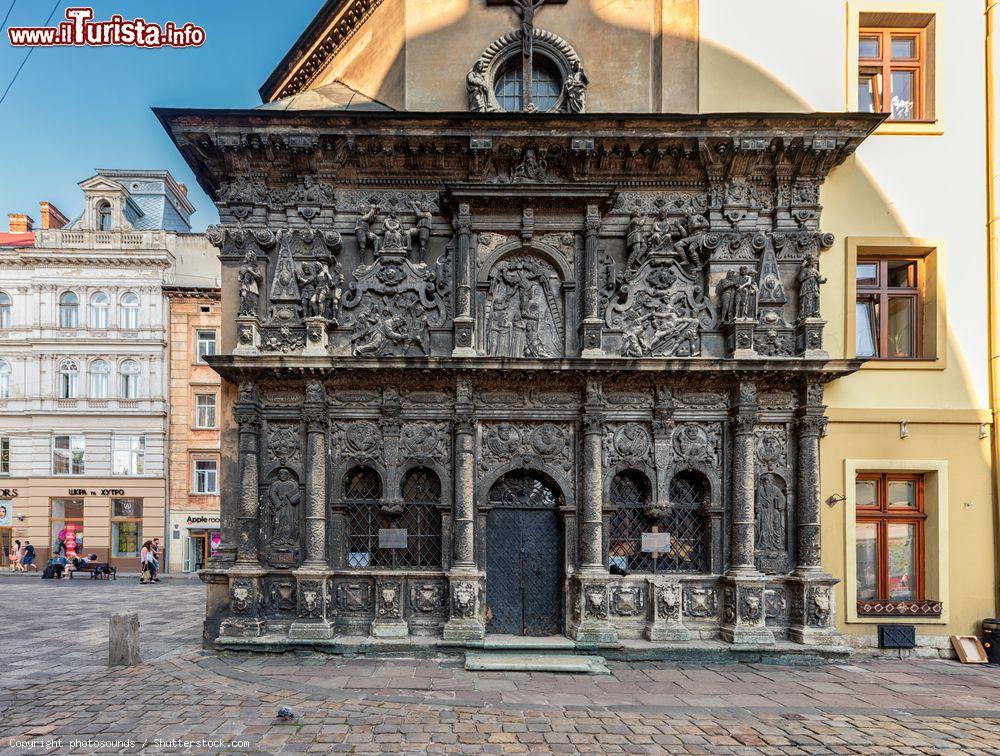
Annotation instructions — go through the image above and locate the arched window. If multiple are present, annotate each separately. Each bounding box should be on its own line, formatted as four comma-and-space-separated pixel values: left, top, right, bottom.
398, 467, 443, 568
89, 292, 109, 329
59, 359, 79, 399
119, 359, 140, 399
494, 61, 561, 112
120, 293, 140, 330
345, 465, 443, 569
88, 359, 109, 399
606, 469, 707, 574
97, 201, 112, 231
0, 359, 10, 399
59, 291, 79, 329
607, 470, 654, 573
0, 291, 11, 329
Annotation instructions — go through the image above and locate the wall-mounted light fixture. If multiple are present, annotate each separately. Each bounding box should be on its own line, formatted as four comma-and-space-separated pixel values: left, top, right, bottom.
825, 494, 846, 507
980, 423, 989, 440
899, 421, 909, 439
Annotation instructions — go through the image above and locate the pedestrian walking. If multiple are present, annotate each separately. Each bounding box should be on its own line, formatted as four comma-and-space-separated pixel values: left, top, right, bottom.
21, 541, 37, 571
139, 540, 156, 584
151, 538, 161, 582
9, 539, 22, 572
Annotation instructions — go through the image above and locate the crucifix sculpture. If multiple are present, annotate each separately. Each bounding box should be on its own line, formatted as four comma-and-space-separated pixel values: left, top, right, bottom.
513, 0, 546, 112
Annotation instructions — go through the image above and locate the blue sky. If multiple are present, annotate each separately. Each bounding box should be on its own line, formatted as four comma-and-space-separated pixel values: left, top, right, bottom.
0, 1, 325, 231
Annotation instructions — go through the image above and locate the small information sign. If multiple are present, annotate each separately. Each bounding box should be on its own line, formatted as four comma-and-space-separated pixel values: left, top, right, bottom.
641, 532, 671, 553
379, 528, 408, 549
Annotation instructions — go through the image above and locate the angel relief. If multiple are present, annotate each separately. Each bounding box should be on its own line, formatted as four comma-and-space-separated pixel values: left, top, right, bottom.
484, 256, 562, 358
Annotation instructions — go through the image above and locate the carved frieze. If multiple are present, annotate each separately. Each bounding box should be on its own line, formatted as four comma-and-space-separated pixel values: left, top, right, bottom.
683, 586, 718, 619
602, 423, 653, 468
338, 189, 440, 215
479, 421, 573, 473
266, 422, 302, 465
610, 585, 644, 617
332, 421, 383, 459
409, 581, 447, 614
672, 423, 721, 469
476, 232, 516, 264
484, 255, 563, 358
336, 581, 373, 613
400, 421, 451, 464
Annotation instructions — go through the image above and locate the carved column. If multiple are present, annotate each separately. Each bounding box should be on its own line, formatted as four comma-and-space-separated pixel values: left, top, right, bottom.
721, 381, 773, 645
452, 203, 476, 356
570, 379, 618, 643
580, 204, 604, 357
234, 406, 262, 567
443, 378, 485, 641
220, 385, 266, 639
787, 382, 840, 645
290, 381, 334, 640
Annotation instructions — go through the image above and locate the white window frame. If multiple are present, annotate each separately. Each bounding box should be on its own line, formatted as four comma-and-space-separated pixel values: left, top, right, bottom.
194, 393, 217, 429
120, 292, 140, 330
119, 360, 140, 399
112, 435, 145, 476
196, 330, 217, 364
193, 459, 218, 494
0, 291, 11, 329
59, 360, 79, 399
89, 292, 110, 329
59, 292, 79, 329
52, 435, 85, 475
0, 359, 9, 399
88, 359, 109, 399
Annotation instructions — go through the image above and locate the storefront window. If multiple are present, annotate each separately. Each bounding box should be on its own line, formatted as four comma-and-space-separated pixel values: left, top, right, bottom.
111, 498, 142, 557
51, 498, 84, 558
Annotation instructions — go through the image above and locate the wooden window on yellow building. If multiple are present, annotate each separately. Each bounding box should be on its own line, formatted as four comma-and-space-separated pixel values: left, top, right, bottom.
855, 473, 926, 603
859, 24, 928, 121
856, 257, 922, 359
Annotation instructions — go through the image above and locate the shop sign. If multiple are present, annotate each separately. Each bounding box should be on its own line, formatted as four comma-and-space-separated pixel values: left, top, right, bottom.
0, 488, 19, 498
67, 488, 125, 496
0, 503, 12, 527
186, 515, 220, 525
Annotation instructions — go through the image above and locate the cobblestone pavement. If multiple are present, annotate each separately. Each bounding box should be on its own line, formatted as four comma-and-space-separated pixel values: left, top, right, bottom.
1, 578, 999, 754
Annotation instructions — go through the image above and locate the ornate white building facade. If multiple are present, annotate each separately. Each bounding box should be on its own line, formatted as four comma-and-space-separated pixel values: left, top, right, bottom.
0, 170, 218, 570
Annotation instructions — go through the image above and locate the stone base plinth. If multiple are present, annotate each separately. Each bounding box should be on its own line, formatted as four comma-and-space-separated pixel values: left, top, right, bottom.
302, 316, 329, 356
720, 575, 775, 646
723, 319, 757, 358
233, 317, 260, 356
371, 620, 409, 639
442, 618, 486, 642
289, 620, 334, 640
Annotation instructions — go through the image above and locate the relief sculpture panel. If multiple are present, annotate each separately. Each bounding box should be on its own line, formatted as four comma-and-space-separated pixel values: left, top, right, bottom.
484, 256, 563, 358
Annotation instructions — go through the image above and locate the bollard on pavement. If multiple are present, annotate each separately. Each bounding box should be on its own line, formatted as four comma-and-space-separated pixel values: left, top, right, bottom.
109, 611, 140, 667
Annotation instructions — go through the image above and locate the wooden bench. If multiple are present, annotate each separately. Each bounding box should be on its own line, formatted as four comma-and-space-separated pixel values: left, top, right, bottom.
68, 562, 116, 580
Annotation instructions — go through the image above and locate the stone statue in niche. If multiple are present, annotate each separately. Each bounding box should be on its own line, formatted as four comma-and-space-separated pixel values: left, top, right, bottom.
715, 270, 737, 324
467, 59, 490, 111
755, 473, 787, 552
409, 202, 433, 263
626, 210, 646, 273
267, 468, 301, 548
238, 250, 263, 318
797, 255, 826, 319
562, 60, 589, 114
484, 256, 562, 358
298, 260, 342, 321
733, 266, 759, 320
355, 205, 380, 262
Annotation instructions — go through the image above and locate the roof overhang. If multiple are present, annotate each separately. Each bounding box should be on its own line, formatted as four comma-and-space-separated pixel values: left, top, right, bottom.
154, 108, 884, 207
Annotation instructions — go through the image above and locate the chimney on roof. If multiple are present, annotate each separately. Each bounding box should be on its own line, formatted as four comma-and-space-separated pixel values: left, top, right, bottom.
8, 214, 33, 233
39, 202, 68, 230
177, 183, 188, 197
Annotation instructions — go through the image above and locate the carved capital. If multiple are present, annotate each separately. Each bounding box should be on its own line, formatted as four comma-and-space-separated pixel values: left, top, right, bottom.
796, 414, 827, 438
303, 410, 327, 433
234, 410, 262, 431
731, 411, 757, 436
454, 414, 476, 436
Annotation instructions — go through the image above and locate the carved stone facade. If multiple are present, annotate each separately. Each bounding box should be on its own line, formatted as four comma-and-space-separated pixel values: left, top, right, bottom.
163, 110, 877, 650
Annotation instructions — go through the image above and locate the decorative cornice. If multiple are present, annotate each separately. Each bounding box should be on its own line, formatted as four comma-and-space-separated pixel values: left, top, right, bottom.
259, 0, 387, 102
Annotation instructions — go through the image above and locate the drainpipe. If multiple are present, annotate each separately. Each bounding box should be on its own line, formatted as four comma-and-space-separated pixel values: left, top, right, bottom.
987, 0, 1000, 611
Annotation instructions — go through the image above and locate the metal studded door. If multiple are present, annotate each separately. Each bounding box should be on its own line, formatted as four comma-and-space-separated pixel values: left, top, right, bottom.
485, 472, 564, 636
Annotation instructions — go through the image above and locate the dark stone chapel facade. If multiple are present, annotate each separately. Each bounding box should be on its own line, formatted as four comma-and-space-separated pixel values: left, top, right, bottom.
161, 102, 879, 650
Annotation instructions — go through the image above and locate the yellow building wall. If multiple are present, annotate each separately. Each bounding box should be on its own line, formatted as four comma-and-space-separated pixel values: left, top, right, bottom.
702, 0, 997, 637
